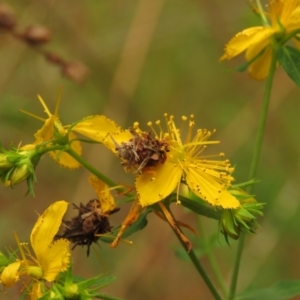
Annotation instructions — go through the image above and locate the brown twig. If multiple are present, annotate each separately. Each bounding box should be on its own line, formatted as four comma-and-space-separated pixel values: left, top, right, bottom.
0, 2, 90, 84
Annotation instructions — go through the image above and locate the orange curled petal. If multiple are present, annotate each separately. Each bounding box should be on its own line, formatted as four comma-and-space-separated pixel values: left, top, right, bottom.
111, 201, 142, 248
158, 202, 192, 252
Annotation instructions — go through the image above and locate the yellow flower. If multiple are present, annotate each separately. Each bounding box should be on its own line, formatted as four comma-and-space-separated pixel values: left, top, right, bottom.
135, 115, 240, 209
220, 0, 300, 79
21, 94, 82, 169
83, 114, 240, 209
0, 201, 71, 299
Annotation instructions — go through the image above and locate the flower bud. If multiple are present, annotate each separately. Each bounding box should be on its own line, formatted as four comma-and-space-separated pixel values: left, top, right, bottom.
0, 153, 14, 170
220, 209, 240, 240
63, 284, 80, 299
219, 189, 264, 242
0, 145, 41, 195
7, 163, 31, 187
49, 291, 64, 300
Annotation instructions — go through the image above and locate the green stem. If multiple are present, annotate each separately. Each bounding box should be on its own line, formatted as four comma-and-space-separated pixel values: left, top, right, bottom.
254, 0, 268, 26
228, 50, 277, 300
247, 54, 277, 184
66, 147, 129, 195
198, 220, 228, 297
165, 207, 223, 300
34, 142, 131, 196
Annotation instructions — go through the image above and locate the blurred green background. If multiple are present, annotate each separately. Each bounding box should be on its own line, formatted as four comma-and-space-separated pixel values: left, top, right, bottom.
1, 0, 300, 299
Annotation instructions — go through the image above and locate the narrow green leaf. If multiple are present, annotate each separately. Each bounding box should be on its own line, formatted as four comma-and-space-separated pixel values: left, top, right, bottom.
236, 280, 300, 300
277, 46, 300, 86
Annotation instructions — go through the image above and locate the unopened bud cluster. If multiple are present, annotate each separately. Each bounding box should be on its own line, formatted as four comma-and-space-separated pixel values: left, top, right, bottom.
0, 144, 41, 193
220, 189, 264, 241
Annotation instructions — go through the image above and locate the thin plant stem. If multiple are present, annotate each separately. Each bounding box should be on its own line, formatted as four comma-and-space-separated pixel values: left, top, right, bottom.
198, 219, 228, 297
247, 55, 277, 186
254, 0, 268, 26
164, 207, 223, 300
228, 51, 278, 300
66, 147, 129, 195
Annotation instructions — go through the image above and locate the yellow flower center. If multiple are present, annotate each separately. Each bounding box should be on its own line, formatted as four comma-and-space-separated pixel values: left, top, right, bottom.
27, 265, 43, 280
171, 144, 185, 162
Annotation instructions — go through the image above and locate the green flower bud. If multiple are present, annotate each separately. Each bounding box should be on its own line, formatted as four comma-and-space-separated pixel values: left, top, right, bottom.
49, 291, 64, 300
219, 190, 264, 242
220, 209, 240, 240
8, 163, 31, 186
0, 144, 42, 196
0, 153, 14, 170
63, 284, 80, 299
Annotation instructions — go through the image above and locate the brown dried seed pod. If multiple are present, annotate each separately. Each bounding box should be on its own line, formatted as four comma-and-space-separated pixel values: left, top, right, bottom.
114, 128, 169, 173
56, 199, 119, 256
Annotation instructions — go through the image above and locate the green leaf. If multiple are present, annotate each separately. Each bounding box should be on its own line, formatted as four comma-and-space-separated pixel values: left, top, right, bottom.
236, 60, 252, 72
236, 280, 300, 300
277, 46, 300, 86
76, 274, 116, 290
94, 294, 125, 300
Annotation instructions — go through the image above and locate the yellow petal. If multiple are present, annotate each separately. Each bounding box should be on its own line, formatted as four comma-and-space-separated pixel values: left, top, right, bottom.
41, 239, 70, 282
49, 132, 82, 169
72, 115, 131, 145
185, 168, 240, 209
247, 46, 274, 80
30, 201, 69, 268
103, 129, 133, 153
20, 144, 37, 151
30, 282, 43, 300
33, 116, 55, 144
285, 6, 300, 31
245, 32, 271, 62
280, 0, 300, 26
221, 27, 274, 60
89, 174, 116, 214
136, 160, 182, 207
0, 261, 21, 287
